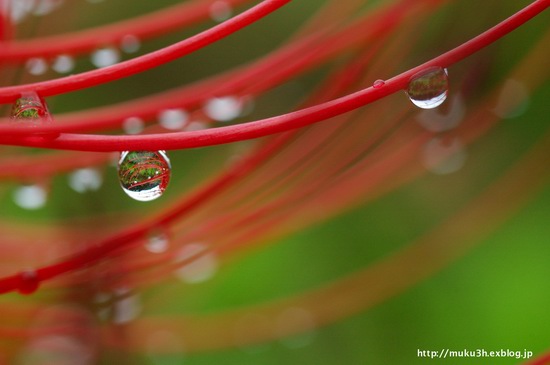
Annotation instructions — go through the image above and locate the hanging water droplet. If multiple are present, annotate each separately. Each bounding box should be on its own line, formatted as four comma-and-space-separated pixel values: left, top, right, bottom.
120, 34, 141, 53
145, 230, 170, 253
18, 270, 39, 295
122, 116, 145, 135
13, 184, 48, 210
406, 67, 448, 109
209, 1, 233, 22
91, 47, 120, 68
51, 54, 75, 74
158, 108, 188, 130
204, 96, 243, 122
118, 151, 171, 202
373, 79, 385, 89
68, 168, 103, 193
25, 57, 48, 75
10, 92, 52, 125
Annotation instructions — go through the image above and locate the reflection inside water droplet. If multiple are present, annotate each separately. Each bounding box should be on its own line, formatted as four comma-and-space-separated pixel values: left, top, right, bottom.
118, 151, 171, 202
10, 92, 52, 125
407, 67, 448, 109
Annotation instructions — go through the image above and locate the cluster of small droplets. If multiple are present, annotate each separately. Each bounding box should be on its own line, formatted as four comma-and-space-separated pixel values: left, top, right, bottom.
10, 92, 52, 124
406, 66, 449, 109
117, 151, 171, 202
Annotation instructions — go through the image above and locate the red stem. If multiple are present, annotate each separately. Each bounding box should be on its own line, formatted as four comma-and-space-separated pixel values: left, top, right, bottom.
0, 0, 292, 102
0, 0, 547, 151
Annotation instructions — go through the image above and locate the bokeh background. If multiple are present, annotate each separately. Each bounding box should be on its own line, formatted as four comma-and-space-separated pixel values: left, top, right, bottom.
0, 0, 549, 364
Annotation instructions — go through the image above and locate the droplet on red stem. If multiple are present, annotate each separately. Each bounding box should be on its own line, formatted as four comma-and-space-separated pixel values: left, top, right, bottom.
406, 66, 449, 109
118, 151, 171, 202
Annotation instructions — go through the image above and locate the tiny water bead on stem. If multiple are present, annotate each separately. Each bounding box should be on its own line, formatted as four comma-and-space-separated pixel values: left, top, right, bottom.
117, 150, 171, 202
17, 270, 40, 295
406, 66, 449, 109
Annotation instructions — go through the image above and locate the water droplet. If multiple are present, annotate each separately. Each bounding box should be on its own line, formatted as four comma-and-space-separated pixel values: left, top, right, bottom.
158, 108, 189, 130
276, 308, 316, 349
68, 168, 103, 193
118, 151, 171, 202
112, 293, 141, 324
51, 54, 75, 74
10, 92, 52, 125
33, 0, 64, 16
91, 47, 120, 68
122, 116, 145, 134
417, 94, 465, 132
185, 120, 208, 131
492, 79, 529, 119
209, 1, 233, 22
422, 136, 466, 175
204, 96, 243, 122
18, 270, 39, 295
145, 230, 169, 253
25, 57, 48, 75
373, 79, 385, 89
406, 67, 448, 109
174, 243, 218, 283
120, 34, 141, 53
13, 184, 48, 209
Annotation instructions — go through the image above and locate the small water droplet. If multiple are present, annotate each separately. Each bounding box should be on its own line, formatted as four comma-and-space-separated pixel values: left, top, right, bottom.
91, 47, 120, 68
422, 136, 466, 175
174, 243, 218, 283
18, 270, 39, 295
209, 1, 233, 22
407, 66, 448, 109
417, 94, 465, 132
373, 79, 385, 89
33, 0, 64, 16
492, 79, 529, 119
51, 54, 75, 74
158, 108, 188, 130
122, 116, 145, 135
118, 151, 171, 202
68, 168, 103, 193
120, 34, 141, 53
25, 57, 48, 75
145, 230, 170, 253
10, 92, 52, 125
204, 96, 243, 122
13, 183, 48, 209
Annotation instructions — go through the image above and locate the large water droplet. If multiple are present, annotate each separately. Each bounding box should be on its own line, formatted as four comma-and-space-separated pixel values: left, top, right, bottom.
10, 92, 52, 125
91, 47, 120, 68
406, 67, 448, 109
18, 270, 39, 295
118, 151, 171, 202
